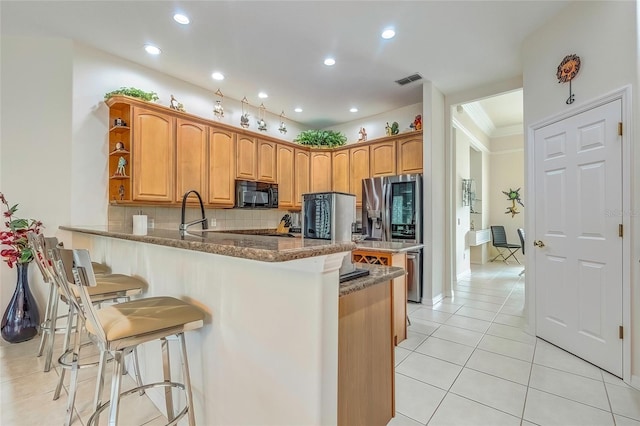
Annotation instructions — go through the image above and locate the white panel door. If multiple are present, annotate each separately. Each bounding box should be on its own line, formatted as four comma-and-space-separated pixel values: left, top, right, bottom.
534, 99, 622, 376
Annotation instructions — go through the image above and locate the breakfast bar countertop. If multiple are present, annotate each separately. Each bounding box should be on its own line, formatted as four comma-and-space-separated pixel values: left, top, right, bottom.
59, 225, 356, 263
354, 240, 424, 253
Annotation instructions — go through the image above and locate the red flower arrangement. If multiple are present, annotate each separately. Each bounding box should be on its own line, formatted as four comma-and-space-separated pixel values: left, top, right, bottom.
0, 193, 43, 268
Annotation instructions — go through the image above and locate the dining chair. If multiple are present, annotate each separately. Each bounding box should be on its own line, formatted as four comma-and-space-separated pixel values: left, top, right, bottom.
490, 225, 521, 264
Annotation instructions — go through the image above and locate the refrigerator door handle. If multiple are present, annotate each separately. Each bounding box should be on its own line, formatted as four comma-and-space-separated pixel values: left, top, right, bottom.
383, 179, 391, 241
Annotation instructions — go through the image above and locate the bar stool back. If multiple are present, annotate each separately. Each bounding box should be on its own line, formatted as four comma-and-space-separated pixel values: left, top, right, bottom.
54, 248, 205, 426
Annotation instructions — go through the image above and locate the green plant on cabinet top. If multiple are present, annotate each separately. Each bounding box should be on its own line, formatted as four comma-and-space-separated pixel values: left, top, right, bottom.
104, 87, 159, 102
294, 130, 347, 148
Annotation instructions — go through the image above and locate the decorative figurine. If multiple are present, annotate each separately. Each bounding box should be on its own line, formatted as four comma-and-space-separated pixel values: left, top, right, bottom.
278, 111, 287, 134
257, 103, 267, 131
391, 121, 399, 135
114, 118, 126, 127
213, 89, 224, 118
240, 113, 250, 128
169, 94, 185, 112
385, 122, 392, 136
116, 156, 127, 176
118, 185, 125, 200
114, 141, 125, 151
410, 114, 422, 131
358, 127, 367, 141
503, 188, 524, 218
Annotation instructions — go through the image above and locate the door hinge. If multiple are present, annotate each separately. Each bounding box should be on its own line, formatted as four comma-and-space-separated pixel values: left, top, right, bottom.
619, 326, 624, 339
619, 224, 623, 237
618, 122, 623, 136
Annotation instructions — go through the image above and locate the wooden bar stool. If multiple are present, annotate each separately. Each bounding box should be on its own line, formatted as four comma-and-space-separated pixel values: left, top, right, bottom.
54, 247, 204, 426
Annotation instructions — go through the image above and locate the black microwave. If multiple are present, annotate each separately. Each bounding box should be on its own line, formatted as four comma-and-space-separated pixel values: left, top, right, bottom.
235, 180, 278, 208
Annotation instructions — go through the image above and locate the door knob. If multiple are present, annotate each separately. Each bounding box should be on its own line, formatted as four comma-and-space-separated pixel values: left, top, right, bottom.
533, 240, 545, 248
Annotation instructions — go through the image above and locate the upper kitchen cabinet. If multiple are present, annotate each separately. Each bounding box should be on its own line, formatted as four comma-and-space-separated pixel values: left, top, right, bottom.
208, 127, 236, 207
349, 145, 370, 207
236, 135, 257, 181
310, 150, 332, 193
106, 100, 132, 203
175, 118, 207, 203
276, 143, 295, 208
257, 139, 277, 183
131, 107, 175, 202
332, 149, 350, 194
370, 141, 397, 177
397, 133, 423, 174
294, 149, 310, 209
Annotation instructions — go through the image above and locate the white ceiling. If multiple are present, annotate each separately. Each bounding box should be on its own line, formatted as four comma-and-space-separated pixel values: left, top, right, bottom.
0, 1, 569, 128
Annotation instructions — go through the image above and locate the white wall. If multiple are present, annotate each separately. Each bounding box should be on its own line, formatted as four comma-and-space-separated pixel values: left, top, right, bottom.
521, 0, 638, 381
488, 134, 525, 259
454, 129, 471, 277
328, 102, 423, 143
1, 36, 74, 313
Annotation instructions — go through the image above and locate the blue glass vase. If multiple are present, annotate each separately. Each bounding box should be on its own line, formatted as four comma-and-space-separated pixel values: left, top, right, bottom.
1, 262, 39, 343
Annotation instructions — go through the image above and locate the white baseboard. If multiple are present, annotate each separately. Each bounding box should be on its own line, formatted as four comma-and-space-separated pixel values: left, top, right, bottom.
422, 293, 443, 306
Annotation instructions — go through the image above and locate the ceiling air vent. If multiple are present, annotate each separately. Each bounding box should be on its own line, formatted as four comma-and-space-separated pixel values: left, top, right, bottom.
395, 73, 423, 86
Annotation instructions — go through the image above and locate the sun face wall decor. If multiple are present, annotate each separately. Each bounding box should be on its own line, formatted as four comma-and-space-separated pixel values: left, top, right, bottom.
557, 54, 581, 105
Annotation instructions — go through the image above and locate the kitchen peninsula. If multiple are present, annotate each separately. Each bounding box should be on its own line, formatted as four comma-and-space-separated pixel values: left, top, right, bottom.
60, 225, 404, 426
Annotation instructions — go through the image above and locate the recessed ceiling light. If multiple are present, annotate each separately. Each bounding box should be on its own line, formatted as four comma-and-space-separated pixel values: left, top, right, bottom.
258, 92, 268, 99
294, 107, 303, 113
173, 13, 190, 25
144, 44, 161, 55
211, 72, 224, 81
381, 28, 396, 39
324, 57, 336, 66
350, 107, 358, 113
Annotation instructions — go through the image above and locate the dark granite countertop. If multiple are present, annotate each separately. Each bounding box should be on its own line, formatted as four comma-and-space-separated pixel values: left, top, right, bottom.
338, 264, 405, 297
60, 225, 356, 263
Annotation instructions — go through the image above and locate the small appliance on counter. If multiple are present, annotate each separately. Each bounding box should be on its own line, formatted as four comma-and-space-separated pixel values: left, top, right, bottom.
302, 191, 369, 282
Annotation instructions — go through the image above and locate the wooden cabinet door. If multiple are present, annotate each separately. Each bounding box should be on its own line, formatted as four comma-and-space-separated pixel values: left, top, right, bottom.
277, 144, 294, 208
294, 149, 310, 208
370, 141, 396, 177
310, 151, 332, 192
236, 135, 257, 180
132, 107, 175, 202
208, 127, 236, 207
175, 119, 207, 202
257, 139, 277, 183
332, 149, 350, 194
397, 135, 423, 174
349, 145, 370, 207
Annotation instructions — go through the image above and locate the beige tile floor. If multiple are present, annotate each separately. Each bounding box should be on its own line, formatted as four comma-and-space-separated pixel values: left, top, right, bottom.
1, 262, 639, 425
390, 262, 640, 426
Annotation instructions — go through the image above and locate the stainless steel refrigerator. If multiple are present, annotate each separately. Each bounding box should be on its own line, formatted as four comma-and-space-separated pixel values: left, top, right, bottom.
362, 174, 423, 302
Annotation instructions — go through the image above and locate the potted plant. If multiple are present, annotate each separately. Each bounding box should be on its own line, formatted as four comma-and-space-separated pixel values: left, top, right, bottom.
294, 130, 347, 148
104, 87, 159, 102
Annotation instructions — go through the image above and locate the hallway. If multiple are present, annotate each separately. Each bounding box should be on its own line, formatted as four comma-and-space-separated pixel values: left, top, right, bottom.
390, 262, 640, 426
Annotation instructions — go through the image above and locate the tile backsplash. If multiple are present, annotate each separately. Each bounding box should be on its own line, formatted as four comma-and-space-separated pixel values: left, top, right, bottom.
109, 205, 293, 231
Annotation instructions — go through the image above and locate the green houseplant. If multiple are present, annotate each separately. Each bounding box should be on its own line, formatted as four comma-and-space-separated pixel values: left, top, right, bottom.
294, 130, 347, 148
104, 87, 159, 102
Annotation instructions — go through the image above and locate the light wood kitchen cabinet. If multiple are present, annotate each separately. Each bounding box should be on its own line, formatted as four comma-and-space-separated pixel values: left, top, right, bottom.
310, 150, 332, 192
349, 145, 370, 207
352, 250, 407, 345
397, 135, 423, 174
208, 127, 236, 207
236, 135, 257, 180
294, 149, 310, 208
338, 280, 394, 426
370, 141, 397, 177
107, 100, 132, 203
257, 139, 277, 183
331, 149, 350, 194
131, 107, 175, 202
277, 144, 295, 208
175, 118, 207, 203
